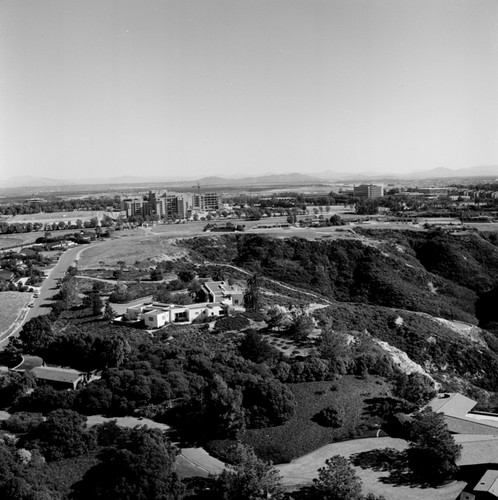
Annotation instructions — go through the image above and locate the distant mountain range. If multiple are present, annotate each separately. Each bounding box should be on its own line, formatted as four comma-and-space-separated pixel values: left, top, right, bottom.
2, 165, 498, 189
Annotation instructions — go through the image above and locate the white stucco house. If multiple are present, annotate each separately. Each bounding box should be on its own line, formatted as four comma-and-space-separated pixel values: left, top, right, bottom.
126, 301, 227, 329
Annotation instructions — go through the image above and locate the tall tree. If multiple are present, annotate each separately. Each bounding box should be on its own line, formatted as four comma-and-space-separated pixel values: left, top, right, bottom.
243, 273, 261, 312
104, 302, 116, 321
318, 329, 352, 375
288, 313, 314, 342
24, 409, 95, 462
311, 455, 362, 500
83, 288, 104, 316
73, 427, 183, 500
59, 277, 78, 309
393, 372, 436, 408
215, 444, 284, 500
17, 316, 56, 354
407, 409, 461, 485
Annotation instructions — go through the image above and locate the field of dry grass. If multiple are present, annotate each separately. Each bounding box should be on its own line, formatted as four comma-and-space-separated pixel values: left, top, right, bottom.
77, 231, 192, 268
0, 236, 27, 249
7, 210, 116, 223
0, 292, 31, 336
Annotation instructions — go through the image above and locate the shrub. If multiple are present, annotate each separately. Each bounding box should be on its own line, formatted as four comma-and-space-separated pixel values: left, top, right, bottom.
2, 412, 44, 433
312, 405, 344, 428
215, 315, 250, 332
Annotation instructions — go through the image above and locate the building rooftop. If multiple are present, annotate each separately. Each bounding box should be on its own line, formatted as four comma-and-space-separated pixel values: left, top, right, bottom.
204, 281, 242, 296
31, 366, 83, 384
142, 302, 223, 314
429, 393, 476, 417
474, 469, 498, 495
445, 415, 498, 435
144, 309, 168, 317
455, 435, 498, 466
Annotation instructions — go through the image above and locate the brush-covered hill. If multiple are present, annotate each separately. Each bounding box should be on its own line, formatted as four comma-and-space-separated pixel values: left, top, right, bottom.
183, 232, 495, 324
182, 230, 498, 398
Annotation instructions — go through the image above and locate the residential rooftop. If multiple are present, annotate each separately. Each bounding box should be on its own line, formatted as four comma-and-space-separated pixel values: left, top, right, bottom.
473, 469, 498, 495
31, 366, 83, 384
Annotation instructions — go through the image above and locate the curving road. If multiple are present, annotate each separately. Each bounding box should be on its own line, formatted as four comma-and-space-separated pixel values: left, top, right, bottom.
0, 242, 105, 349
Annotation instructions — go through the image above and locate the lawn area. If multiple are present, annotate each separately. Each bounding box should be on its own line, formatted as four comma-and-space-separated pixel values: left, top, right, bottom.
0, 235, 33, 249
242, 376, 391, 463
0, 291, 31, 335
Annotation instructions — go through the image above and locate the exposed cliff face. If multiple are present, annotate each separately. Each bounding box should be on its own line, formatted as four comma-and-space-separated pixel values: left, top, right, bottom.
373, 338, 438, 388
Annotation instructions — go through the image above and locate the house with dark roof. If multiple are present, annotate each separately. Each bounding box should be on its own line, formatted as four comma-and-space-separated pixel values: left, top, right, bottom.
31, 365, 101, 390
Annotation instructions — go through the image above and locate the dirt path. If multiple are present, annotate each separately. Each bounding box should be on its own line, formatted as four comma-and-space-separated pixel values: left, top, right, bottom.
213, 263, 334, 306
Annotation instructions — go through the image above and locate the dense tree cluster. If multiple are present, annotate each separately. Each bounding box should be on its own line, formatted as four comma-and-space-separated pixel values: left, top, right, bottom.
73, 425, 183, 500
0, 196, 120, 216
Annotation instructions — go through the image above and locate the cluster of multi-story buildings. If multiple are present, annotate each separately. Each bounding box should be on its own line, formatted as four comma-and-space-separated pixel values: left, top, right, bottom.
121, 190, 221, 219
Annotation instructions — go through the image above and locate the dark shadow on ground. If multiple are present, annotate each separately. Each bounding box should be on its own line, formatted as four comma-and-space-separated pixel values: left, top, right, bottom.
350, 447, 426, 488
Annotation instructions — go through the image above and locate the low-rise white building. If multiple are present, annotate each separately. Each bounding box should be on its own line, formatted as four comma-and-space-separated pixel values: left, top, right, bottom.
127, 301, 227, 329
202, 281, 244, 306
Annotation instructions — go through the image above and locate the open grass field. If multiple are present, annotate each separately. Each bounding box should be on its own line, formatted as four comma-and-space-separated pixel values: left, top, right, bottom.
0, 236, 27, 249
242, 375, 390, 463
77, 232, 192, 267
0, 292, 31, 335
7, 210, 117, 224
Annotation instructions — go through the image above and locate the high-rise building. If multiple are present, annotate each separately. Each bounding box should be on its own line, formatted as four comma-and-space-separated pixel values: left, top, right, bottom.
204, 192, 221, 210
353, 184, 384, 198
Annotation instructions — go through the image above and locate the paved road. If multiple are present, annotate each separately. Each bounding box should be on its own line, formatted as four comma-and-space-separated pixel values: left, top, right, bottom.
0, 242, 105, 349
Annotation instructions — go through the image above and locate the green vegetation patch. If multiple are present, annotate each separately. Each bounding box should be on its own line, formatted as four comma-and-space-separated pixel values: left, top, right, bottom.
182, 234, 478, 323
0, 291, 31, 334
45, 452, 101, 498
242, 376, 390, 464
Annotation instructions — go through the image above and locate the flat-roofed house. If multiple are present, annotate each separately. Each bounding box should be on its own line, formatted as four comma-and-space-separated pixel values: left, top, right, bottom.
140, 302, 226, 329
202, 281, 244, 306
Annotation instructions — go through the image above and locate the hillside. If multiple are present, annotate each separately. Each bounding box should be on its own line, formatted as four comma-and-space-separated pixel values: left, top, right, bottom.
181, 230, 498, 397
183, 232, 497, 324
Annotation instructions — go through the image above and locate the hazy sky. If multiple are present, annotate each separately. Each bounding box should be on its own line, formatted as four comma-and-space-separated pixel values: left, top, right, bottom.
1, 0, 498, 181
